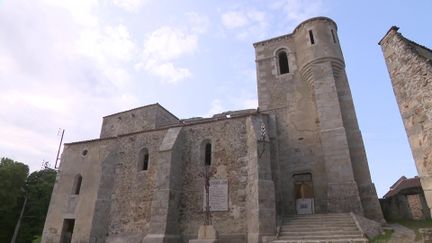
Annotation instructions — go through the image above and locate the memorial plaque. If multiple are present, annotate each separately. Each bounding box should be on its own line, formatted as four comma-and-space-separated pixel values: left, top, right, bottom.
203, 179, 228, 211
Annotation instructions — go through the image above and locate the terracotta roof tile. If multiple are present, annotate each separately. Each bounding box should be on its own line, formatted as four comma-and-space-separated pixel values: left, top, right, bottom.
383, 176, 421, 198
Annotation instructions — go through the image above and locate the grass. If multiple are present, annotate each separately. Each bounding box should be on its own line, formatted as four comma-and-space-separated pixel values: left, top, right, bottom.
370, 229, 393, 243
370, 219, 432, 242
392, 219, 432, 241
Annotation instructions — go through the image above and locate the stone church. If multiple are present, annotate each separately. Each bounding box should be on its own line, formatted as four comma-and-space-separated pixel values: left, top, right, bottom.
42, 17, 384, 243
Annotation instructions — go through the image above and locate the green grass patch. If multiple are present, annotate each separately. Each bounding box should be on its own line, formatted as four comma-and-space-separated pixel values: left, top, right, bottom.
370, 229, 393, 243
390, 219, 432, 241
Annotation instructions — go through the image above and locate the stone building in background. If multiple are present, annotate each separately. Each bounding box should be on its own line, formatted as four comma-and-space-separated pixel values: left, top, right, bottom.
380, 176, 431, 221
379, 27, 432, 216
42, 17, 384, 243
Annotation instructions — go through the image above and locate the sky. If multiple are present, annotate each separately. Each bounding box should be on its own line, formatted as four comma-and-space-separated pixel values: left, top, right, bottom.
0, 0, 431, 197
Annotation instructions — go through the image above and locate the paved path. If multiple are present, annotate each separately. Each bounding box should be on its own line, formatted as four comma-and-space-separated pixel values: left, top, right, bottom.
387, 224, 417, 243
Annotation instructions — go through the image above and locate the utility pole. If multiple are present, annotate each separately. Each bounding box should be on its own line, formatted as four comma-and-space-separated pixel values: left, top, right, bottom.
10, 190, 27, 243
54, 129, 65, 169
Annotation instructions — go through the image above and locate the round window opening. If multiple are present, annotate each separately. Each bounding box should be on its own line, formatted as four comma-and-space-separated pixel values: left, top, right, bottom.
82, 149, 88, 156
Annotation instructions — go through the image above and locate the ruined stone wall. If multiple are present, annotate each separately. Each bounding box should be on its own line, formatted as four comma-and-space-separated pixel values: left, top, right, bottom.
42, 139, 116, 243
379, 188, 430, 221
179, 118, 250, 242
100, 104, 179, 138
380, 27, 432, 213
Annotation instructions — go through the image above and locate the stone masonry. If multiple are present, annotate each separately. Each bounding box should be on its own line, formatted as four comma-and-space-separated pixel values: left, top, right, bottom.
41, 17, 384, 243
379, 27, 432, 215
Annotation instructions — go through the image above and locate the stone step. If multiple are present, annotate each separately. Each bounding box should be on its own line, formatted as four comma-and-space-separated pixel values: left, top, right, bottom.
284, 216, 354, 221
272, 239, 368, 243
280, 226, 358, 232
272, 213, 367, 243
284, 217, 354, 221
281, 223, 357, 228
284, 213, 351, 218
283, 220, 355, 224
283, 218, 355, 224
277, 234, 365, 240
279, 230, 363, 237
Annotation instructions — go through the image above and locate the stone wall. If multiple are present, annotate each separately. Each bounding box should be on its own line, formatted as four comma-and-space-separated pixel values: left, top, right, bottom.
100, 103, 179, 138
351, 213, 383, 239
107, 129, 166, 239
44, 112, 276, 243
380, 187, 430, 221
179, 117, 252, 242
41, 139, 116, 243
379, 27, 432, 214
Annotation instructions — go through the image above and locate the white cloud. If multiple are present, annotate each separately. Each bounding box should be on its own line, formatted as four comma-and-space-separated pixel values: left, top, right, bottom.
204, 99, 225, 117
220, 0, 324, 40
0, 91, 67, 113
144, 61, 191, 84
112, 0, 149, 12
222, 11, 249, 29
42, 0, 100, 27
220, 9, 268, 40
242, 98, 258, 109
270, 0, 324, 26
143, 26, 197, 61
136, 26, 198, 84
186, 12, 210, 34
75, 24, 137, 64
0, 0, 141, 172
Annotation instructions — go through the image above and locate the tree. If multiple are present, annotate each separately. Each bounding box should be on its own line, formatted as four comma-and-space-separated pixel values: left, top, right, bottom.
0, 157, 29, 243
16, 168, 57, 243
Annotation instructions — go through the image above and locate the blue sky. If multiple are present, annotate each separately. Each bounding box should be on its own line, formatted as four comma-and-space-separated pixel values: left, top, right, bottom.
0, 0, 431, 197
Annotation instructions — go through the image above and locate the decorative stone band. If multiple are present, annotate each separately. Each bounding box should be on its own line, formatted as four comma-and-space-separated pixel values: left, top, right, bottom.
299, 57, 345, 89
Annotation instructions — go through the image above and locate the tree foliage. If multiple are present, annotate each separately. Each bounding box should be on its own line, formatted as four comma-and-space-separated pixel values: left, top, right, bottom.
0, 157, 57, 243
0, 157, 29, 243
17, 168, 57, 243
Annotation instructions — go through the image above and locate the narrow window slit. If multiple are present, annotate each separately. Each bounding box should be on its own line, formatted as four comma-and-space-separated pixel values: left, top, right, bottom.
278, 51, 289, 74
205, 143, 212, 166
138, 148, 149, 171
309, 30, 315, 45
73, 175, 82, 195
331, 29, 337, 43
143, 153, 149, 170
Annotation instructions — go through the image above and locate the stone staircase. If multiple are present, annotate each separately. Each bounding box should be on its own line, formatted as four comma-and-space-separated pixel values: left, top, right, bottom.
272, 213, 369, 243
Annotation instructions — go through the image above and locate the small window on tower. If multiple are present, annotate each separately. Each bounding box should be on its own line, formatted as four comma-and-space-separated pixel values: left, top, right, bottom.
331, 29, 337, 43
138, 148, 149, 171
205, 143, 212, 166
72, 174, 82, 195
277, 50, 289, 75
309, 30, 315, 45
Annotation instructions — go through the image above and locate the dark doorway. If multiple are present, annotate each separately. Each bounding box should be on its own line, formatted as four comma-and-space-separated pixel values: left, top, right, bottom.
60, 219, 75, 243
293, 173, 314, 214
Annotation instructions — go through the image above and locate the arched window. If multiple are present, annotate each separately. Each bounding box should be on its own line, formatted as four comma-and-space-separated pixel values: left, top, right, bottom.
205, 143, 212, 166
138, 148, 149, 171
72, 174, 82, 195
277, 50, 289, 74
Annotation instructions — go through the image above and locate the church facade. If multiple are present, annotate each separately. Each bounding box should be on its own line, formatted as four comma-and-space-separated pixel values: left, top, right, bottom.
42, 17, 384, 243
